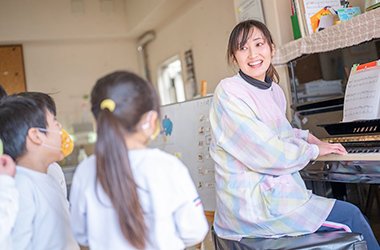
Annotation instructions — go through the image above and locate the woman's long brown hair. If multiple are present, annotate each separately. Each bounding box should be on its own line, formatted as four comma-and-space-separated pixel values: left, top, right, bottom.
91, 71, 160, 249
227, 19, 280, 83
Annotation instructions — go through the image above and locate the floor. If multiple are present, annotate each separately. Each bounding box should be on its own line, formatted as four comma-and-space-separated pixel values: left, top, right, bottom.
186, 221, 214, 250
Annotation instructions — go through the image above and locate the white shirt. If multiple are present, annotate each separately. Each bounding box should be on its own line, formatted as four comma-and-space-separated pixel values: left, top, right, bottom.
0, 175, 18, 250
47, 162, 67, 198
70, 149, 208, 250
12, 166, 79, 250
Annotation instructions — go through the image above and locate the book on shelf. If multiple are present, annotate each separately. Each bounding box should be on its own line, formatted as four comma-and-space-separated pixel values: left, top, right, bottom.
292, 0, 343, 37
294, 0, 307, 37
291, 13, 302, 40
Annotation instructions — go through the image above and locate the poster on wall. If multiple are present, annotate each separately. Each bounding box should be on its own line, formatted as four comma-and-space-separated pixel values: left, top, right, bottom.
237, 0, 265, 23
184, 50, 198, 100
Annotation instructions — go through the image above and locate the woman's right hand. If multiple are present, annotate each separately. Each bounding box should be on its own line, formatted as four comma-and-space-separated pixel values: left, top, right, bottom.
317, 142, 348, 156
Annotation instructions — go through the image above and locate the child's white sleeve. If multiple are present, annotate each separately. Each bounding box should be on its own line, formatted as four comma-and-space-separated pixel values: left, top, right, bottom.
11, 177, 35, 250
69, 172, 89, 246
0, 175, 18, 244
47, 162, 67, 198
173, 166, 209, 247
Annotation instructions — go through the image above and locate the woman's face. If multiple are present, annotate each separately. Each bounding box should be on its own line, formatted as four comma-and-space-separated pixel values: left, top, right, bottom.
233, 28, 275, 82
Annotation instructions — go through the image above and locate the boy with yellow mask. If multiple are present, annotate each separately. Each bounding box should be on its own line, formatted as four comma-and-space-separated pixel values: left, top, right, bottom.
0, 94, 79, 250
15, 91, 73, 198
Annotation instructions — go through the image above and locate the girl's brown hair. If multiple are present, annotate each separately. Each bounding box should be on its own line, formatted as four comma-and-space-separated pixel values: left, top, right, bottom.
227, 19, 280, 83
91, 71, 160, 249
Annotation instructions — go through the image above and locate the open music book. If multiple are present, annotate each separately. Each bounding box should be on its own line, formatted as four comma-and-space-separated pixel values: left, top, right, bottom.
343, 60, 380, 123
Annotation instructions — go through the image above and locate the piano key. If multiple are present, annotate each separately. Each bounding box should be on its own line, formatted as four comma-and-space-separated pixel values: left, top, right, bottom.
316, 153, 380, 161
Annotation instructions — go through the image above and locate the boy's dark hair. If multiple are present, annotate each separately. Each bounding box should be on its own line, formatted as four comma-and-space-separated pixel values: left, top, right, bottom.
0, 95, 48, 161
0, 85, 8, 101
16, 92, 57, 116
227, 19, 280, 83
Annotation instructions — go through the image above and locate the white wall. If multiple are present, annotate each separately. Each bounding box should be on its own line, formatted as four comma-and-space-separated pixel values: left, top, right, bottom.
0, 0, 240, 128
23, 39, 139, 129
0, 0, 300, 127
0, 0, 139, 130
146, 0, 237, 95
0, 0, 130, 41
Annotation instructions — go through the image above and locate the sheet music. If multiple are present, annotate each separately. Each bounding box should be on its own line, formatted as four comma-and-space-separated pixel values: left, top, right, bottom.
343, 67, 380, 122
302, 0, 342, 34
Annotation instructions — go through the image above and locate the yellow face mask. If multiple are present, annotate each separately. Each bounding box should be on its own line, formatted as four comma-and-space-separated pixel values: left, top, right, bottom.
60, 129, 74, 157
141, 111, 161, 143
151, 119, 161, 141
37, 128, 74, 157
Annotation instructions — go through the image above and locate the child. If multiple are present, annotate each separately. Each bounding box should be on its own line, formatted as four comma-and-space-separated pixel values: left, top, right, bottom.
16, 92, 68, 198
209, 20, 379, 249
0, 95, 79, 249
70, 71, 209, 249
0, 87, 68, 198
0, 139, 18, 250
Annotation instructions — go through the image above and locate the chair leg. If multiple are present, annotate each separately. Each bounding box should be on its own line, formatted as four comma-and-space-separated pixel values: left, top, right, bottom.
365, 184, 377, 218
376, 185, 380, 210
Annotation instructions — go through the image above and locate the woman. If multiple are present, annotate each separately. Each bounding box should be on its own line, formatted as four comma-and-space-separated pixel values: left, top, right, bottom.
209, 20, 379, 249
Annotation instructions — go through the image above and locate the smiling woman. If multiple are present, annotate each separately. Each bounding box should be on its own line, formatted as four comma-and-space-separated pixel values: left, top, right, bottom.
209, 19, 379, 250
227, 20, 279, 85
231, 30, 274, 82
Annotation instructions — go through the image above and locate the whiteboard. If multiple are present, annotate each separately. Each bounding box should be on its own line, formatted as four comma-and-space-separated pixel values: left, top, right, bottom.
149, 96, 216, 211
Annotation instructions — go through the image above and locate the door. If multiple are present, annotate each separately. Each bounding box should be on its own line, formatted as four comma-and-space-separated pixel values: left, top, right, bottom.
0, 45, 27, 94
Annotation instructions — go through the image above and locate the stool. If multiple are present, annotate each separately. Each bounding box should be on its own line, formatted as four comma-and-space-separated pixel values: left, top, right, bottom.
211, 227, 367, 250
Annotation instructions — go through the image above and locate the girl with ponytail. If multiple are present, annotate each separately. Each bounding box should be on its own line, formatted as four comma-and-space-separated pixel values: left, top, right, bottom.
70, 71, 208, 249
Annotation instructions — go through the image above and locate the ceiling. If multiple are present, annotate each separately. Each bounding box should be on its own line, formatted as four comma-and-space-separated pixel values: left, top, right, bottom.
124, 0, 198, 39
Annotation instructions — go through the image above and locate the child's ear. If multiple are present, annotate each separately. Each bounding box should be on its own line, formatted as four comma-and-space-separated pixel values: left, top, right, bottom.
27, 128, 43, 145
149, 111, 158, 129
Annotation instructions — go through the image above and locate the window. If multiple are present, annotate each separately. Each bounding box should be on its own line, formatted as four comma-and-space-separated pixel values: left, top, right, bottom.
157, 55, 185, 105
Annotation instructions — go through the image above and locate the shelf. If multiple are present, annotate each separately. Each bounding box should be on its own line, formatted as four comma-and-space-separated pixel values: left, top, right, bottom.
272, 8, 380, 66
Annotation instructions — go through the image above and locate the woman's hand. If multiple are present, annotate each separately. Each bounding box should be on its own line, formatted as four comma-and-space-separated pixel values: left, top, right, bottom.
307, 133, 324, 145
317, 142, 348, 156
307, 132, 347, 156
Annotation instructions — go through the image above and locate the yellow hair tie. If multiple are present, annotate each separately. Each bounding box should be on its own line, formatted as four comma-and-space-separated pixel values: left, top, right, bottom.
100, 99, 116, 112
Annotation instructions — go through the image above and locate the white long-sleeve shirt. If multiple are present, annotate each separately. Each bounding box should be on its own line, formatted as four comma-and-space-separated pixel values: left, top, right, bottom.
70, 149, 209, 250
0, 175, 18, 250
12, 166, 79, 250
47, 162, 67, 198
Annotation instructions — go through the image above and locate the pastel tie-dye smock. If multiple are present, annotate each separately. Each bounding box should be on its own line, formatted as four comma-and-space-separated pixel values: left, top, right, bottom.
209, 74, 335, 240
